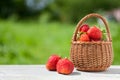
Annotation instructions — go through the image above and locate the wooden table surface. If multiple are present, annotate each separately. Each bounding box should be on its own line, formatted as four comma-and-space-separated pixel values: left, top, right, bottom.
0, 65, 120, 80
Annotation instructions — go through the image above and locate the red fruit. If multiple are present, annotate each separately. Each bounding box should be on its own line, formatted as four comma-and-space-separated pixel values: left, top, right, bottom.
80, 33, 90, 42
57, 58, 74, 75
46, 55, 61, 71
87, 26, 102, 41
79, 24, 89, 32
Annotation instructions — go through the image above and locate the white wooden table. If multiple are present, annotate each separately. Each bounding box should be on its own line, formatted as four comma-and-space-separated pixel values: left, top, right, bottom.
0, 65, 120, 80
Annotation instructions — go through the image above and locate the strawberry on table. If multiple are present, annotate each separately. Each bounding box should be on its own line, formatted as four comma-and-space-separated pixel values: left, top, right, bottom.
57, 58, 74, 75
46, 55, 61, 71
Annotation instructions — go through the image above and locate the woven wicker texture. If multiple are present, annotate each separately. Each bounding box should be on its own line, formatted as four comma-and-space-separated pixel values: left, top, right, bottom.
70, 13, 114, 71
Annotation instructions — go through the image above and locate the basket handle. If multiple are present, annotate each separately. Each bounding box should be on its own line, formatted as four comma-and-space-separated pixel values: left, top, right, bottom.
72, 13, 112, 41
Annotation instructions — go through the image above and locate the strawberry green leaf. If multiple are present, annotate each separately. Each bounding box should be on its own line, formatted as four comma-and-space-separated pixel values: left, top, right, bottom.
102, 33, 107, 41
76, 31, 84, 40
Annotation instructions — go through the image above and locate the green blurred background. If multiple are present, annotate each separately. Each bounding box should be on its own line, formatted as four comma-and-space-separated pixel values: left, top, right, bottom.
0, 0, 120, 64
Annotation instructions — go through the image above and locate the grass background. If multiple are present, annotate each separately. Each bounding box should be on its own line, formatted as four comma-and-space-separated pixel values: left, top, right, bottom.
0, 19, 120, 64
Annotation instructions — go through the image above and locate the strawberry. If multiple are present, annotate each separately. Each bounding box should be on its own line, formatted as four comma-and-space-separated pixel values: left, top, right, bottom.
57, 58, 74, 75
80, 33, 90, 42
87, 26, 102, 41
79, 24, 89, 32
46, 55, 61, 71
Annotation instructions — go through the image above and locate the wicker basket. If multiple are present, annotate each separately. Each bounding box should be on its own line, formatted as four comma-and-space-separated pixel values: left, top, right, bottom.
70, 13, 114, 71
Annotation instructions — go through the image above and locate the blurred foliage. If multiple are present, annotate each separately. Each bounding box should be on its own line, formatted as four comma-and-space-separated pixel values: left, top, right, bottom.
0, 0, 120, 64
0, 0, 55, 20
0, 0, 120, 22
0, 19, 74, 64
56, 0, 120, 23
0, 19, 120, 64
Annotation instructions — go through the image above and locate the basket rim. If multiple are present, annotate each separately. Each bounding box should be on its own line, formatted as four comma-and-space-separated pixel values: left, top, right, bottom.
71, 41, 112, 44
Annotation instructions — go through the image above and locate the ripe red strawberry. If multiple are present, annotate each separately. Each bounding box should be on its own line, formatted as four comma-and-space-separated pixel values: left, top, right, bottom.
46, 55, 61, 71
80, 33, 90, 42
79, 24, 89, 32
87, 26, 102, 41
57, 58, 74, 75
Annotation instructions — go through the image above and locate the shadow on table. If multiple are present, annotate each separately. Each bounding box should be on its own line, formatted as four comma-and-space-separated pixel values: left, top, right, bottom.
70, 72, 81, 76
90, 67, 120, 74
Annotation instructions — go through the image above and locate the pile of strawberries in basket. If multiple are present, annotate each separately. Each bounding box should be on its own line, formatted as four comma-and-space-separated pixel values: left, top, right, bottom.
77, 24, 106, 42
